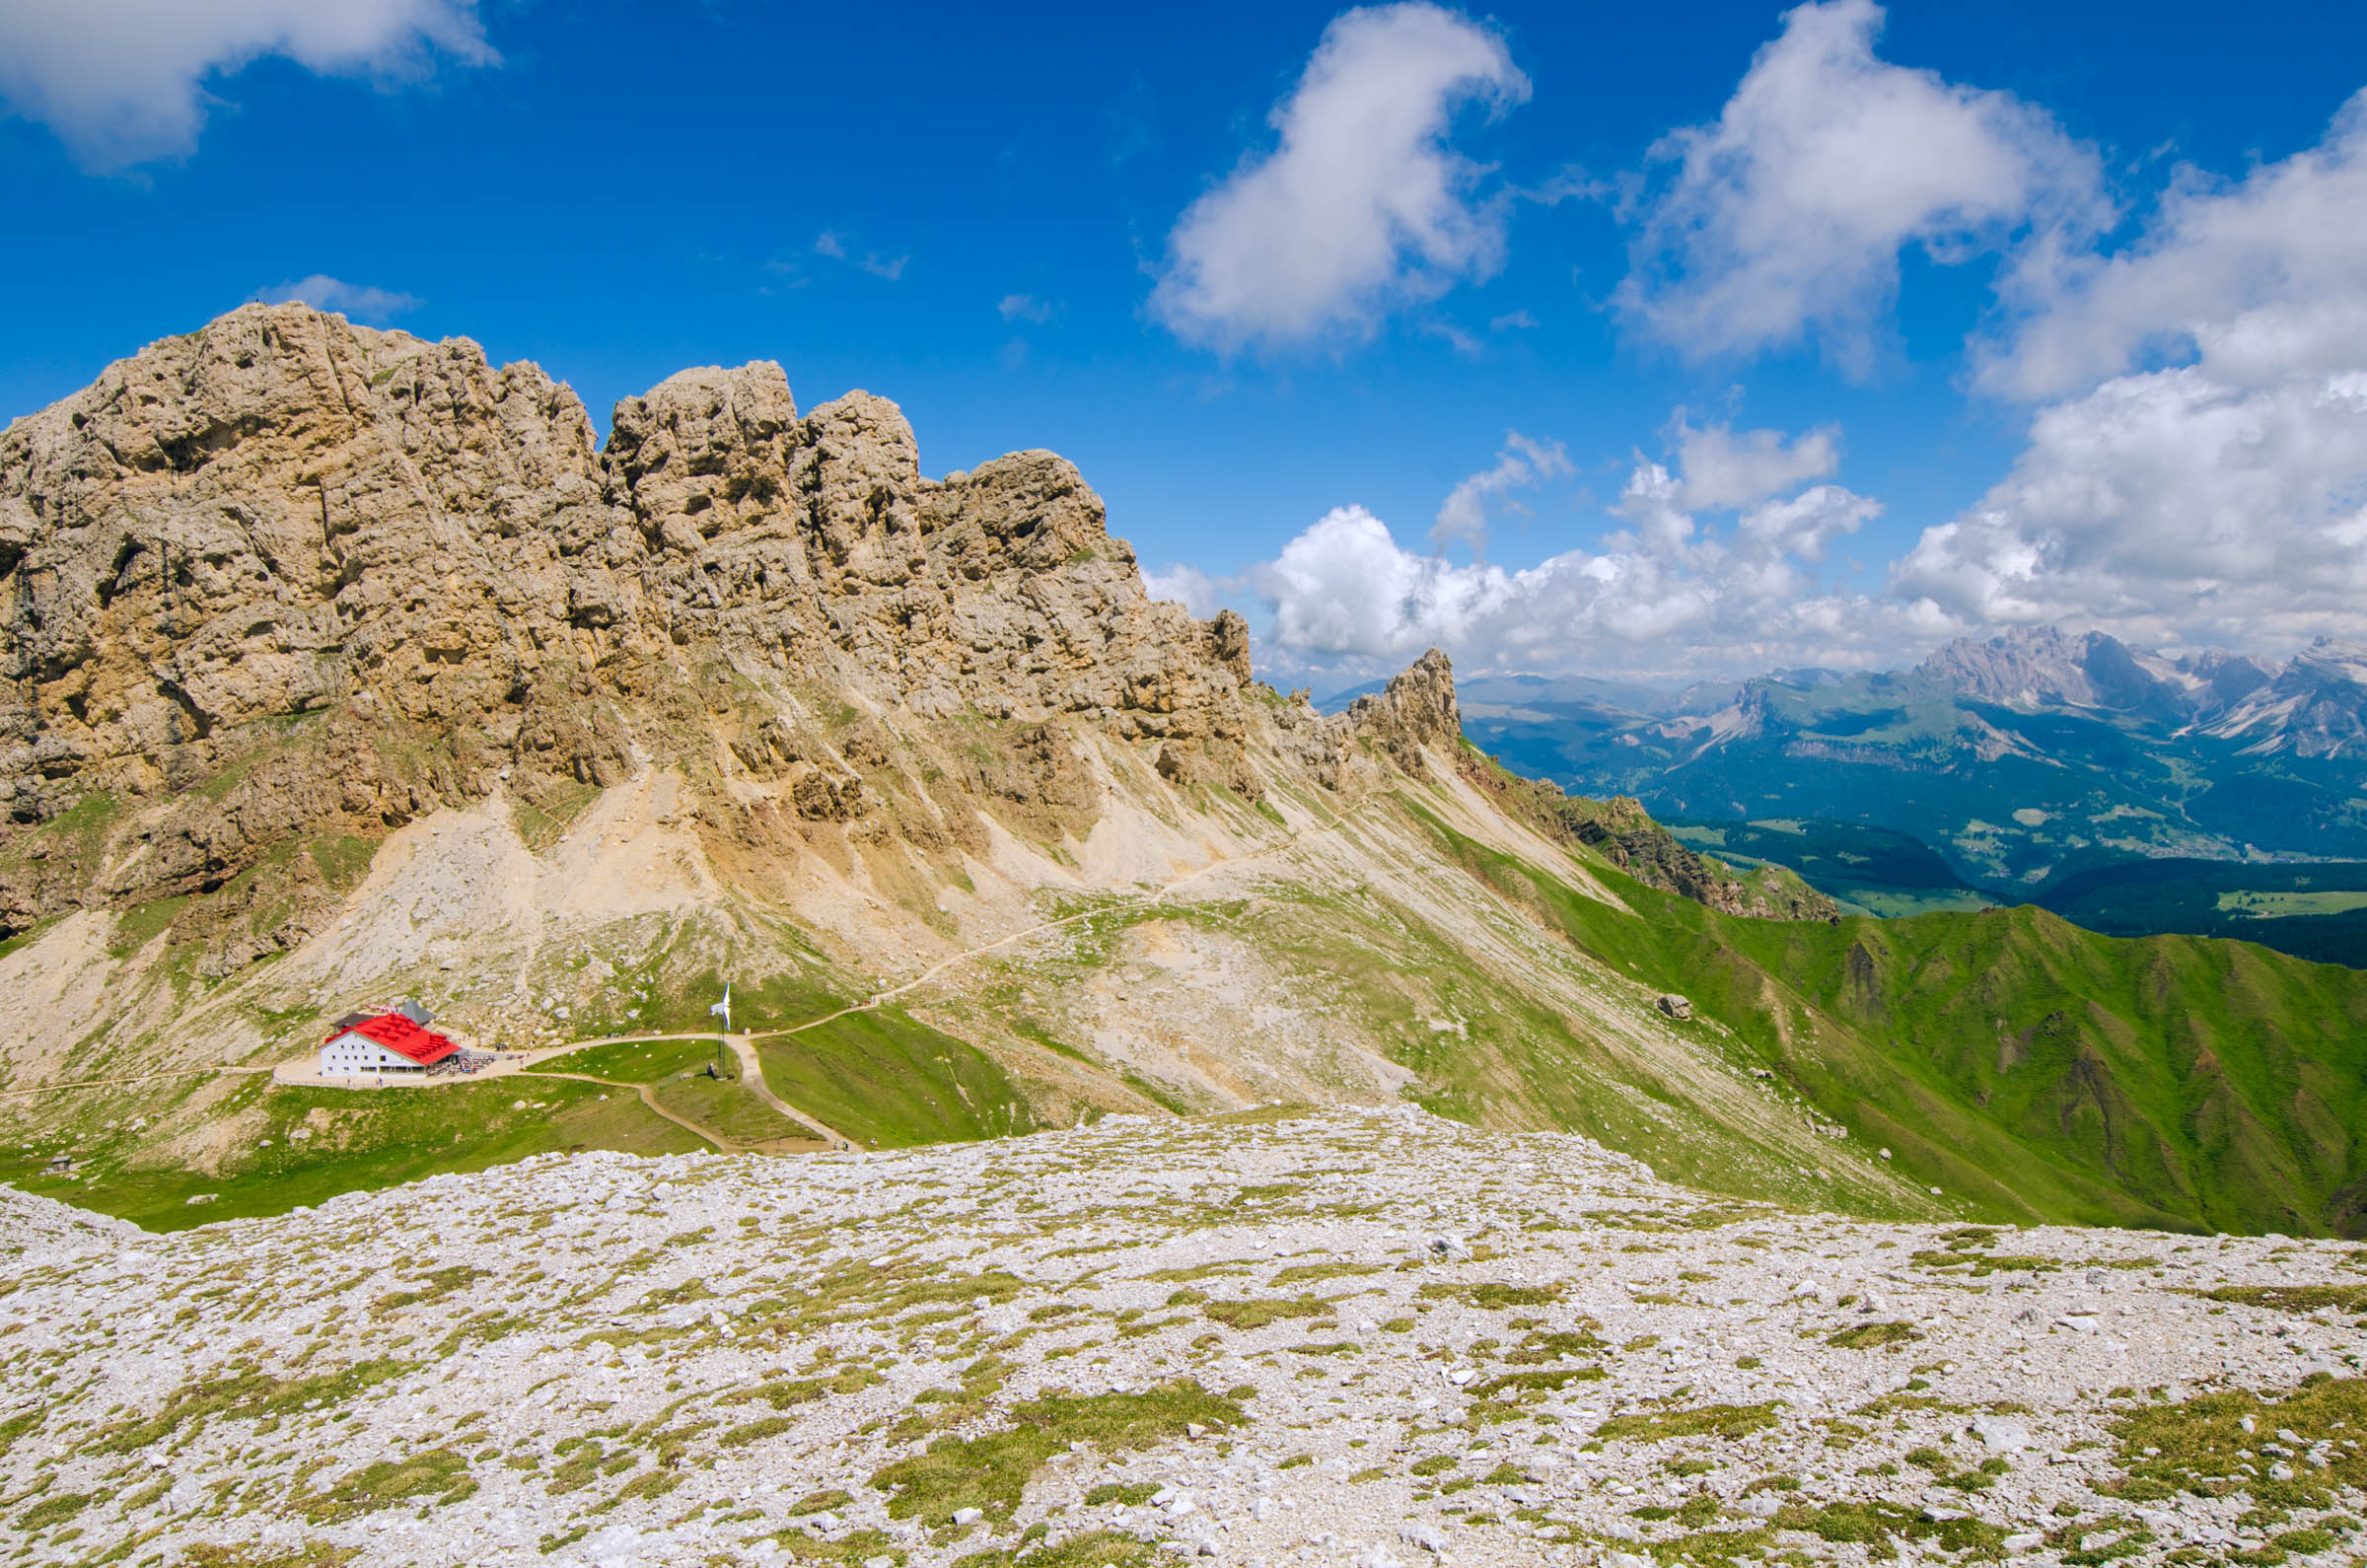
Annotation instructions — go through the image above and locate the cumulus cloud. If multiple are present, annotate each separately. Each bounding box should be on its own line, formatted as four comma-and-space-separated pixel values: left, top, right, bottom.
1892, 365, 2367, 649
1240, 416, 1909, 681
997, 294, 1055, 324
1151, 3, 1528, 351
251, 273, 419, 321
1668, 419, 1840, 512
1980, 90, 2367, 401
1894, 92, 2367, 653
1432, 431, 1570, 553
0, 0, 493, 171
1617, 0, 2101, 373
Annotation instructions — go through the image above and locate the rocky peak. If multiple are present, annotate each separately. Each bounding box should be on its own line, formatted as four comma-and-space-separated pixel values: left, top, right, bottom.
1346, 648, 1460, 774
608, 361, 799, 553
1916, 626, 2149, 710
0, 304, 1398, 944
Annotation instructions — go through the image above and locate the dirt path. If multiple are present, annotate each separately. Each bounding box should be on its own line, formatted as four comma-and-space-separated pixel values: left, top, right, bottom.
745, 806, 1343, 1044
718, 1036, 846, 1145
0, 1065, 273, 1100
35, 793, 1361, 1151
526, 1071, 723, 1150
522, 1069, 831, 1157
270, 1033, 850, 1149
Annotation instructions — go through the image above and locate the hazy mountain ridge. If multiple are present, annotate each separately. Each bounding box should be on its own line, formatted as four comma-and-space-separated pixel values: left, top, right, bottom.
1465, 625, 2367, 894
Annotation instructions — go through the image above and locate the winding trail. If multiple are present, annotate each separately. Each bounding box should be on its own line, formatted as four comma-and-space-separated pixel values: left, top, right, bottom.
522, 1069, 830, 1155
0, 1064, 272, 1101
744, 810, 1330, 1043
19, 792, 1363, 1156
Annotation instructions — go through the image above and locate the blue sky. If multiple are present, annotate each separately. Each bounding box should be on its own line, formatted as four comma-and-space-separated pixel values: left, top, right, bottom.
5, 1, 2366, 689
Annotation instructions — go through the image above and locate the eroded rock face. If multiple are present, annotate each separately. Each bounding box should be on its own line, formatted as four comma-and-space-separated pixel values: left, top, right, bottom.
1346, 649, 1462, 777
0, 305, 1313, 939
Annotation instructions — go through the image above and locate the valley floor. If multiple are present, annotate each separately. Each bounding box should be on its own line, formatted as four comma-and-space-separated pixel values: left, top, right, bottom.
2, 1111, 2362, 1568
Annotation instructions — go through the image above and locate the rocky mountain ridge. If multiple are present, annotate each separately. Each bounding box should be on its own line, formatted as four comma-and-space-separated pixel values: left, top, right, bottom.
4, 306, 2362, 1251
1464, 622, 2367, 893
0, 304, 1438, 960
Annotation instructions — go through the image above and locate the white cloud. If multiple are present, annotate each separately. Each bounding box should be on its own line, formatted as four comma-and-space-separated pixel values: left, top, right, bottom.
1668, 418, 1839, 511
1891, 365, 2367, 649
1141, 563, 1232, 618
1432, 431, 1570, 553
0, 0, 492, 171
1616, 0, 2102, 373
1892, 91, 2367, 654
251, 274, 419, 321
1488, 309, 1538, 331
1243, 417, 1906, 681
815, 231, 907, 281
1979, 90, 2367, 400
998, 294, 1055, 324
1151, 2, 1528, 351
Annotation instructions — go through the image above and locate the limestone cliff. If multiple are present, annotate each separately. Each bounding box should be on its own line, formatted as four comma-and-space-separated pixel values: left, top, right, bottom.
0, 305, 1411, 954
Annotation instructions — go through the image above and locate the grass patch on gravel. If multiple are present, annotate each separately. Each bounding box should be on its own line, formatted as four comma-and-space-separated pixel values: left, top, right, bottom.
1597, 1402, 1781, 1444
299, 1448, 474, 1522
1199, 1296, 1333, 1330
89, 1357, 412, 1452
1826, 1321, 1919, 1350
1775, 1498, 2005, 1558
948, 1529, 1165, 1567
870, 1381, 1244, 1525
2110, 1375, 2367, 1509
1419, 1281, 1560, 1309
2197, 1285, 2367, 1316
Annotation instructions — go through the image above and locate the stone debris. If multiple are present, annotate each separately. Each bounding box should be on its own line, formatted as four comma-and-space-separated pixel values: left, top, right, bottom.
0, 1107, 2361, 1567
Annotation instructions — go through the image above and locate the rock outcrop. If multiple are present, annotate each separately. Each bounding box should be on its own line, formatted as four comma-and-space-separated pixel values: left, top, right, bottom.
0, 305, 1429, 945
1345, 648, 1461, 777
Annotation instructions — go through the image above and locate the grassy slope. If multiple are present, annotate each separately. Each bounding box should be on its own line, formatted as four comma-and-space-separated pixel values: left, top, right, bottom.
1417, 797, 2367, 1236
756, 1008, 1038, 1149
16, 1076, 701, 1233
529, 1038, 723, 1083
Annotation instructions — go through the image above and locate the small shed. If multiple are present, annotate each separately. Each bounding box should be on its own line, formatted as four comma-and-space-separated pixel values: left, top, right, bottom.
321, 1013, 459, 1076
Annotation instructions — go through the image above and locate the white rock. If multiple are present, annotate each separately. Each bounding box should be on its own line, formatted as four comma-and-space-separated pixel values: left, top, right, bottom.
1972, 1416, 2032, 1452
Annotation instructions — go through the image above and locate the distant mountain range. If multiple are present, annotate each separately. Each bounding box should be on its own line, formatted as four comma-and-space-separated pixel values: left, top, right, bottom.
1446, 626, 2367, 897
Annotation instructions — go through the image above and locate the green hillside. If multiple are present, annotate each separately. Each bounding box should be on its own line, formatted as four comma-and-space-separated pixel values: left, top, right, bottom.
1425, 776, 2367, 1237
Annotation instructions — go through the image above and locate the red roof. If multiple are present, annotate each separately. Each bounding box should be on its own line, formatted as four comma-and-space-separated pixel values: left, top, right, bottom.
326, 1012, 459, 1066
